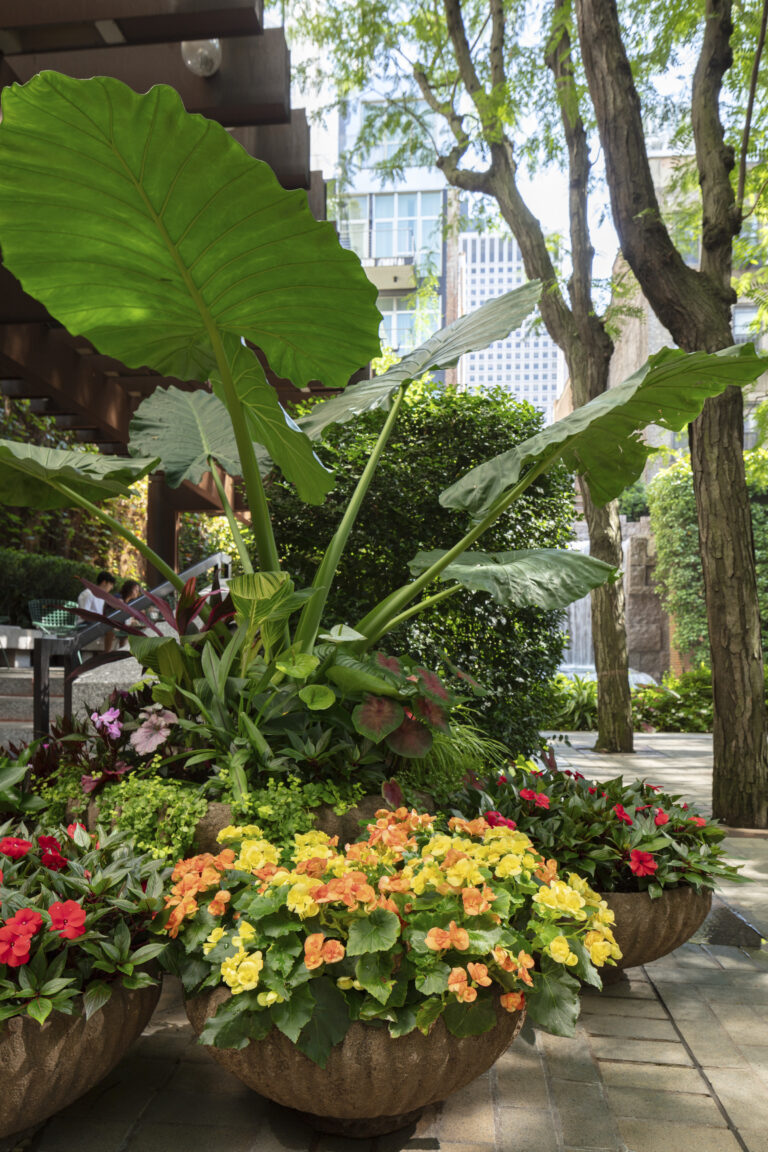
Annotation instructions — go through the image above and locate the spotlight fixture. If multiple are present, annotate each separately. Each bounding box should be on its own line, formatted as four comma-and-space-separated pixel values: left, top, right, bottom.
180, 39, 222, 78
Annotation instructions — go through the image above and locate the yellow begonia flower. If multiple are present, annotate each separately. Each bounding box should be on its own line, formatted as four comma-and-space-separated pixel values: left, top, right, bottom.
567, 872, 601, 903
445, 856, 485, 889
217, 824, 263, 843
203, 926, 225, 955
584, 931, 615, 966
548, 935, 579, 966
533, 881, 587, 919
234, 838, 280, 873
494, 854, 523, 879
257, 989, 282, 1007
336, 976, 355, 990
232, 920, 256, 948
286, 875, 323, 918
220, 948, 247, 992
233, 951, 264, 993
410, 863, 445, 895
421, 834, 453, 859
293, 830, 337, 864
592, 901, 616, 926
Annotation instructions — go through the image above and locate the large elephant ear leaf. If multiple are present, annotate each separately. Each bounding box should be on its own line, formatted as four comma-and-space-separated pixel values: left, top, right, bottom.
441, 344, 768, 514
408, 549, 617, 611
211, 338, 333, 504
129, 389, 240, 487
299, 282, 543, 441
0, 440, 159, 510
0, 73, 380, 387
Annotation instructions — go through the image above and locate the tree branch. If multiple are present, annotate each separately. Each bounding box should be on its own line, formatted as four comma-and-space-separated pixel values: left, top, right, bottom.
545, 0, 597, 334
737, 0, 768, 213
443, 0, 489, 121
575, 0, 727, 349
692, 0, 739, 288
489, 0, 506, 89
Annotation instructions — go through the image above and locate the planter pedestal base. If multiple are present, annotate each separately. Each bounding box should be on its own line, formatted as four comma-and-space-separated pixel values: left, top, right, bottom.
294, 1104, 425, 1137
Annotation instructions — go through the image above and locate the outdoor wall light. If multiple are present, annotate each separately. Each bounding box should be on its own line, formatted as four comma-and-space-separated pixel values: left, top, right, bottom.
180, 39, 222, 78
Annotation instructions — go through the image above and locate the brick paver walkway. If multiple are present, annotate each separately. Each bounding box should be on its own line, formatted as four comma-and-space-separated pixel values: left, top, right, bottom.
3, 734, 766, 1152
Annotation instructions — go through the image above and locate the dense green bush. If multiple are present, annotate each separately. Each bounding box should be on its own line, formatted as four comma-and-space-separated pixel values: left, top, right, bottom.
267, 384, 575, 754
648, 450, 768, 664
544, 673, 599, 730
0, 548, 100, 625
617, 478, 649, 521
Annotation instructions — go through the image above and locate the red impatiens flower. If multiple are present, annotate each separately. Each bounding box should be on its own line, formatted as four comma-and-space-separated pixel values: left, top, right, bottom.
0, 837, 32, 860
5, 908, 43, 936
519, 789, 550, 809
41, 850, 68, 872
486, 810, 517, 829
613, 804, 633, 826
37, 835, 62, 854
654, 809, 669, 827
629, 849, 658, 876
687, 816, 707, 827
48, 900, 87, 940
66, 823, 87, 839
0, 926, 32, 966
497, 774, 507, 785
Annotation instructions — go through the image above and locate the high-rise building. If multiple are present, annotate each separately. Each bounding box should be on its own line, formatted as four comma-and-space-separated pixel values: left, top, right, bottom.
458, 233, 563, 420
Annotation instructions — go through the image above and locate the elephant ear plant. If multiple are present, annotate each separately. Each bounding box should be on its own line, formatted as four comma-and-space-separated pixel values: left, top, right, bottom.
0, 72, 766, 779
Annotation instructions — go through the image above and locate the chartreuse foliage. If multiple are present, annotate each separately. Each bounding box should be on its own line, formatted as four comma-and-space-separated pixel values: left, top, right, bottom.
0, 72, 767, 782
160, 809, 621, 1065
457, 757, 743, 896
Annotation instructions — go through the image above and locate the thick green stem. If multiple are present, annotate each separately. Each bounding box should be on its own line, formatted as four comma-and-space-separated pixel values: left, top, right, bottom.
208, 457, 253, 574
55, 482, 184, 591
208, 332, 280, 573
356, 453, 558, 643
365, 583, 463, 646
293, 383, 409, 651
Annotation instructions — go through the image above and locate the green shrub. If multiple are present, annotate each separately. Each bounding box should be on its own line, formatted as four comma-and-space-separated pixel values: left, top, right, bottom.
543, 673, 599, 730
267, 385, 575, 755
648, 450, 768, 663
0, 548, 100, 625
632, 666, 715, 733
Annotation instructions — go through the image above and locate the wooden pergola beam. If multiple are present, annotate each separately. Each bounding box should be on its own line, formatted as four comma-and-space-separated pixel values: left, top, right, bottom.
7, 30, 290, 127
0, 1, 264, 55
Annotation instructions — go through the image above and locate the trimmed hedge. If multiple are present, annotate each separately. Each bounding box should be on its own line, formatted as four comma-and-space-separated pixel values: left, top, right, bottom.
0, 549, 100, 626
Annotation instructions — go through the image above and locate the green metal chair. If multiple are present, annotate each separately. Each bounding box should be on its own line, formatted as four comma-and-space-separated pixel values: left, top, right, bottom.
27, 599, 81, 637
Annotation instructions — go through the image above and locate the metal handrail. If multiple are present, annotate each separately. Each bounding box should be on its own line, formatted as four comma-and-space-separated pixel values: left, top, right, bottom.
32, 552, 232, 739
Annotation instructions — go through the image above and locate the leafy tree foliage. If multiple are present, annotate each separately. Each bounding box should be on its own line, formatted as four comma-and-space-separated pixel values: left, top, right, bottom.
267, 385, 575, 754
648, 450, 768, 665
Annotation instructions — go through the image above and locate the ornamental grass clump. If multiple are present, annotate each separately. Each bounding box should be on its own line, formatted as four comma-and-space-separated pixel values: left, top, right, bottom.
0, 822, 166, 1025
458, 758, 742, 896
160, 808, 621, 1066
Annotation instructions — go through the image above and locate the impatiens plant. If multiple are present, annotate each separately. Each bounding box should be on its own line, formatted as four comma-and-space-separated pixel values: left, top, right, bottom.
457, 758, 742, 896
0, 821, 166, 1025
159, 808, 622, 1066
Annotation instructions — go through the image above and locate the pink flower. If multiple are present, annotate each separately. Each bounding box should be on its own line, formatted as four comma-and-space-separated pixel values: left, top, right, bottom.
654, 809, 669, 827
130, 709, 177, 756
629, 849, 658, 877
91, 707, 122, 740
614, 804, 633, 826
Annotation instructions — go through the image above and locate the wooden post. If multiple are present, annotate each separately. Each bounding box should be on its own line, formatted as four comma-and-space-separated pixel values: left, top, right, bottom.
146, 473, 178, 587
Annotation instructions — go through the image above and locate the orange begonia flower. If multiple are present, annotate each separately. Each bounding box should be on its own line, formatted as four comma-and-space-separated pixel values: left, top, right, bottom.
448, 816, 489, 837
501, 991, 525, 1013
295, 856, 328, 878
462, 887, 491, 916
304, 932, 326, 970
493, 946, 516, 972
207, 890, 231, 916
321, 939, 346, 964
516, 951, 535, 986
447, 966, 478, 1003
467, 962, 492, 986
425, 926, 451, 951
535, 858, 559, 884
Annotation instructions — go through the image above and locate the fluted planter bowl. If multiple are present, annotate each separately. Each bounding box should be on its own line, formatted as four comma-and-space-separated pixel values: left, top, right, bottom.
0, 982, 161, 1140
600, 886, 712, 982
186, 986, 524, 1136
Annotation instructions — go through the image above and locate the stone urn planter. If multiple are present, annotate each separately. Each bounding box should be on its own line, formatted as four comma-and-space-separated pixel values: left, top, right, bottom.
0, 982, 161, 1140
186, 986, 523, 1136
600, 886, 712, 982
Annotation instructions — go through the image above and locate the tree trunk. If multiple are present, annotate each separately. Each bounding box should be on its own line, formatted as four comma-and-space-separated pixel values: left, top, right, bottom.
690, 391, 768, 826
581, 489, 633, 751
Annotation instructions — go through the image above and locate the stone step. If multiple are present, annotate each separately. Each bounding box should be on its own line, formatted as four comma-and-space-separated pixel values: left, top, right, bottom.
0, 694, 64, 722
0, 720, 34, 750
0, 669, 65, 697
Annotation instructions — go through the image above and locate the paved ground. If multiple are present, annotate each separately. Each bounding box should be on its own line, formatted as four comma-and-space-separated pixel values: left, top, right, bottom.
4, 733, 767, 1152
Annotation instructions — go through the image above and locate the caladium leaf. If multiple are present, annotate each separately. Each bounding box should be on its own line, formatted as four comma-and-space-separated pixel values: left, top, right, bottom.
386, 716, 433, 758
0, 73, 380, 388
352, 695, 405, 743
412, 697, 450, 732
381, 779, 405, 809
441, 344, 768, 514
409, 549, 617, 610
298, 282, 543, 440
0, 440, 158, 510
413, 668, 451, 705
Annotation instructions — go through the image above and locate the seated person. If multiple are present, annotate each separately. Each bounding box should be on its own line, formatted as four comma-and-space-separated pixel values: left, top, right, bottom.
77, 570, 116, 652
